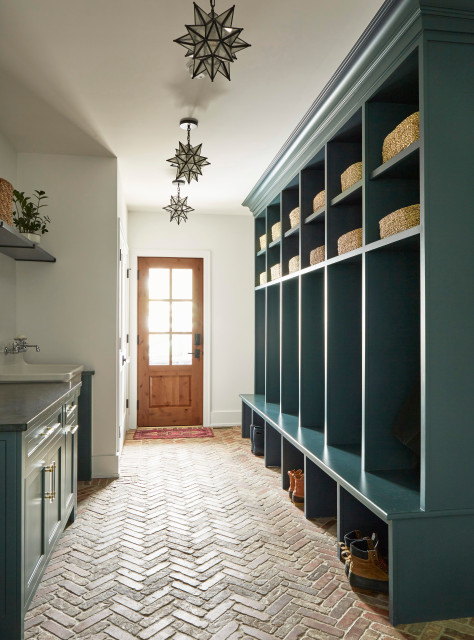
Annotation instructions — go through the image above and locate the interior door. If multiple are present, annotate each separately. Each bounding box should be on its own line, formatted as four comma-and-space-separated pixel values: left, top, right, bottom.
137, 257, 203, 426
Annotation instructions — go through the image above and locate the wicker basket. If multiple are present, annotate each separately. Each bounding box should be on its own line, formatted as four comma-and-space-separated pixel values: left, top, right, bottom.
313, 190, 325, 212
379, 204, 420, 239
310, 245, 325, 266
382, 112, 419, 163
259, 234, 267, 251
289, 207, 300, 228
338, 228, 362, 255
270, 263, 281, 281
271, 222, 281, 242
0, 178, 13, 226
341, 162, 362, 192
259, 272, 267, 286
289, 256, 300, 273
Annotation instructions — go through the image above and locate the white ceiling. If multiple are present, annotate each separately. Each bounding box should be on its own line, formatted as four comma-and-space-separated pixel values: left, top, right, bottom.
0, 0, 385, 215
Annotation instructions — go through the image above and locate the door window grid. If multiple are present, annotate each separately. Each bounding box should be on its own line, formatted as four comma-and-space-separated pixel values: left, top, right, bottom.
148, 268, 193, 366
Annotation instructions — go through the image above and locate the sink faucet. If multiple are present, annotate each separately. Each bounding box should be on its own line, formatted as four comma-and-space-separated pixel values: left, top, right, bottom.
4, 336, 40, 355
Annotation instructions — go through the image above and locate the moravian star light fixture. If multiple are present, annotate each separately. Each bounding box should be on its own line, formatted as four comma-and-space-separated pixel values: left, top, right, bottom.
174, 0, 251, 81
167, 118, 210, 184
163, 180, 194, 225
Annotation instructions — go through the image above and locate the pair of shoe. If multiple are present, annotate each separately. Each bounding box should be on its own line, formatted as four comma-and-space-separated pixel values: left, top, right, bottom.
287, 469, 304, 505
339, 530, 388, 593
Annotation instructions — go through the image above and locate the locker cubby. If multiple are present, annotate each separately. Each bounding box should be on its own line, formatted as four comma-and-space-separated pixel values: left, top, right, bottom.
300, 270, 324, 432
281, 279, 299, 416
266, 284, 280, 404
327, 256, 362, 447
264, 422, 281, 468
255, 289, 266, 395
301, 151, 326, 269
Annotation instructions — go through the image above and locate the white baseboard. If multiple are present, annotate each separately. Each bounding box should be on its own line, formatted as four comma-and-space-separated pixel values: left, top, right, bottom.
210, 410, 241, 427
92, 453, 120, 478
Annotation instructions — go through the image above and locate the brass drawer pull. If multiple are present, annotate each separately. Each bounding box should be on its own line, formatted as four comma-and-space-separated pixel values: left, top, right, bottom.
40, 422, 61, 438
44, 461, 57, 502
70, 425, 79, 436
65, 424, 79, 435
66, 403, 76, 414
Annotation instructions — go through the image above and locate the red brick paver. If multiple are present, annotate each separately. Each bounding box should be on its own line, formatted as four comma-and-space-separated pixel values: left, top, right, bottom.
25, 427, 474, 639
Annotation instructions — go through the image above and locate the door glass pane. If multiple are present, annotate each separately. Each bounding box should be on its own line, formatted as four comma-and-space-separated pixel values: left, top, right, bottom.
149, 268, 169, 299
149, 302, 170, 332
172, 269, 192, 300
172, 302, 192, 332
149, 334, 169, 365
172, 334, 192, 365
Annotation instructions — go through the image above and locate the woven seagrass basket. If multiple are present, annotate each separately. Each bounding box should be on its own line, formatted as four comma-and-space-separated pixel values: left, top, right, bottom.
289, 256, 300, 273
271, 222, 281, 242
341, 162, 362, 192
379, 204, 420, 239
270, 263, 281, 281
259, 272, 267, 286
289, 207, 300, 228
0, 178, 13, 226
382, 112, 419, 163
313, 190, 325, 212
338, 228, 362, 255
310, 245, 325, 266
259, 234, 267, 251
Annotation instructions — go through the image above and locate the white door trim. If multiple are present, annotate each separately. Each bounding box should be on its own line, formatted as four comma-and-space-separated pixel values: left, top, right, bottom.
129, 249, 211, 428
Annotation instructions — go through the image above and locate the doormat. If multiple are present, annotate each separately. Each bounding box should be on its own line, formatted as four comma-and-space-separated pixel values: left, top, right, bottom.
133, 427, 214, 440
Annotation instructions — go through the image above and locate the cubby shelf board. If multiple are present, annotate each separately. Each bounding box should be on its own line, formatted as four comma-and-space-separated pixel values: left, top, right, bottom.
371, 140, 420, 180
0, 221, 56, 263
268, 238, 281, 248
254, 283, 267, 291
327, 246, 363, 266
366, 225, 421, 253
240, 395, 421, 520
304, 207, 326, 224
256, 248, 266, 257
300, 261, 326, 276
330, 180, 363, 206
284, 226, 300, 238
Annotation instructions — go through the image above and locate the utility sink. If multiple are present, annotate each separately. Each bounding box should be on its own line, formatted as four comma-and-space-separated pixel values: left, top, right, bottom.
0, 359, 84, 383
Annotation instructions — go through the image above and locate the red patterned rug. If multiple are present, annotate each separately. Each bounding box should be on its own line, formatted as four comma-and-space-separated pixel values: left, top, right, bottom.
133, 427, 214, 440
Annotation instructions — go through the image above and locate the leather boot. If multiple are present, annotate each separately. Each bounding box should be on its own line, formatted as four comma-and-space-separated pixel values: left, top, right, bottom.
287, 469, 302, 501
292, 473, 304, 505
339, 531, 376, 576
348, 537, 388, 593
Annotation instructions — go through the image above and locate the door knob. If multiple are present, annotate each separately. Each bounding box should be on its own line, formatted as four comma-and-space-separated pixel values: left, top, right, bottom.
188, 349, 200, 359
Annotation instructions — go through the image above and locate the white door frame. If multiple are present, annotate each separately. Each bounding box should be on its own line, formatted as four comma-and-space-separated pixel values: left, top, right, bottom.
129, 249, 211, 429
117, 224, 130, 451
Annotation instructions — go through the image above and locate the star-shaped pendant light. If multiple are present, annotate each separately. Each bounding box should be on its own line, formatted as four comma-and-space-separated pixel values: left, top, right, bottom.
163, 180, 194, 225
167, 118, 210, 184
174, 0, 251, 81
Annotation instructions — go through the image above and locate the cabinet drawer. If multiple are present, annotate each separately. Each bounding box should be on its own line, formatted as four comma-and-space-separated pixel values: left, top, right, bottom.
25, 410, 62, 459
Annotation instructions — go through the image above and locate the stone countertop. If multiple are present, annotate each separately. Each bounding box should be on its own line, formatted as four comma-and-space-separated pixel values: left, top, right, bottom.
0, 377, 82, 432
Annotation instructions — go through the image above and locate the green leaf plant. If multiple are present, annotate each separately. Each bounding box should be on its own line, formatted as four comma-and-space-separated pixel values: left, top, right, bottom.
12, 189, 50, 235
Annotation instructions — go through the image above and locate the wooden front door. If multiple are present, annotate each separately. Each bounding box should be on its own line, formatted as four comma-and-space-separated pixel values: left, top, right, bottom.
137, 257, 203, 426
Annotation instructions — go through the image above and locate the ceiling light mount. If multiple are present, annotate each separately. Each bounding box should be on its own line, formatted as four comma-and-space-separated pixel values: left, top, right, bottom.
180, 117, 198, 131
174, 0, 251, 82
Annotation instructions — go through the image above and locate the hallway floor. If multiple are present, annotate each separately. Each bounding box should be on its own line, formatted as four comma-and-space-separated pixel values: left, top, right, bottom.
26, 427, 474, 640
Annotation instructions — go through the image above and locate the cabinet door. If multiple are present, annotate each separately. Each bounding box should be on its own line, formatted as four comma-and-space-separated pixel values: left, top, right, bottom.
44, 441, 63, 552
62, 425, 78, 515
24, 456, 46, 604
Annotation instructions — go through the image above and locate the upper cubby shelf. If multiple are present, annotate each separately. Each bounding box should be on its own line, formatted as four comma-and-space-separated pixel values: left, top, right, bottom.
371, 140, 420, 180
0, 221, 56, 263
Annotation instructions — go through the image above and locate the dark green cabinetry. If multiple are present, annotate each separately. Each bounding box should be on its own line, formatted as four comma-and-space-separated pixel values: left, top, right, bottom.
242, 0, 474, 625
0, 382, 81, 640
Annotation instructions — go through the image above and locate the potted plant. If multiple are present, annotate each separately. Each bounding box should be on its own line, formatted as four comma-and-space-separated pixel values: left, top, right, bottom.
12, 189, 50, 243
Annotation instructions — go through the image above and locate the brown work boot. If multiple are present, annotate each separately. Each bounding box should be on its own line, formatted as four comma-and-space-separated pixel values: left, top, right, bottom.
348, 537, 388, 593
292, 473, 304, 505
339, 531, 377, 576
287, 469, 302, 501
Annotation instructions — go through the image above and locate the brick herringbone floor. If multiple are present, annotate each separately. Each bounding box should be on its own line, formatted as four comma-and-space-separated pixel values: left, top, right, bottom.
25, 427, 474, 640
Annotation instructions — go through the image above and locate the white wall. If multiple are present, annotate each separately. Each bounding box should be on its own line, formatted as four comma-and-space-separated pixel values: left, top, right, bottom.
0, 132, 18, 355
128, 210, 254, 427
16, 153, 120, 477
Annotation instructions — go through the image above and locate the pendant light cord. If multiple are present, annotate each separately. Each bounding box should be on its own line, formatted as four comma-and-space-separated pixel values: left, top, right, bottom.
187, 124, 191, 145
